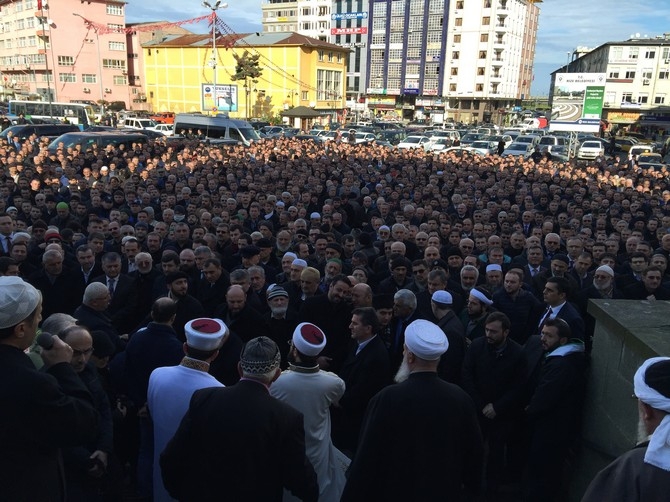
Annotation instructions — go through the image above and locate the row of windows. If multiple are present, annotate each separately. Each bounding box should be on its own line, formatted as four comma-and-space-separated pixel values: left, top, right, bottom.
608, 69, 670, 80
617, 92, 666, 105
316, 69, 342, 100
0, 0, 35, 13
10, 17, 36, 30
59, 73, 127, 85
317, 50, 343, 63
610, 47, 670, 60
0, 53, 45, 65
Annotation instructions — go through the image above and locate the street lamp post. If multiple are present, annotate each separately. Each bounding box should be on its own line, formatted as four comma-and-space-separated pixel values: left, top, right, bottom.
202, 1, 228, 113
73, 13, 105, 119
38, 2, 54, 116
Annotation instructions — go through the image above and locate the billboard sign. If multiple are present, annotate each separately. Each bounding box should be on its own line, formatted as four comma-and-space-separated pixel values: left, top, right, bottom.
549, 73, 606, 132
202, 84, 238, 112
331, 12, 368, 20
331, 27, 368, 35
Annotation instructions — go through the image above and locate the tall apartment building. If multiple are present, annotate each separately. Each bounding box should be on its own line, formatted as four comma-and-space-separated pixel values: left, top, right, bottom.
552, 34, 670, 133
261, 0, 370, 116
0, 0, 129, 105
367, 0, 540, 123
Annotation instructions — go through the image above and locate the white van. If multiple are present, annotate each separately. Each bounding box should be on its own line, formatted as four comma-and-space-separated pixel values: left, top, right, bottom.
173, 114, 260, 146
121, 117, 159, 131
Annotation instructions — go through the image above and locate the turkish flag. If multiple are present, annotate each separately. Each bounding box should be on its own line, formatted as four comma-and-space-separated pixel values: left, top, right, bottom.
37, 0, 42, 9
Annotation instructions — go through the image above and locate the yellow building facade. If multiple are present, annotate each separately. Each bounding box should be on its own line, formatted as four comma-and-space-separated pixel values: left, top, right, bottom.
142, 32, 348, 123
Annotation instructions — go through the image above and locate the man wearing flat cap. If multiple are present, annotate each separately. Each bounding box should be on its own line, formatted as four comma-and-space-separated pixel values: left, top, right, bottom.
271, 323, 348, 502
0, 276, 98, 501
342, 319, 484, 501
161, 336, 318, 501
148, 318, 226, 502
583, 357, 670, 501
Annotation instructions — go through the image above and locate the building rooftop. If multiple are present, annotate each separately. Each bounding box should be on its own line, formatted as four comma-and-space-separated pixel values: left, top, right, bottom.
142, 31, 347, 52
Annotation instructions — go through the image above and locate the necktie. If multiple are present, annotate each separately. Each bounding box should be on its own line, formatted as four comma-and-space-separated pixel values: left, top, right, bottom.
2, 235, 9, 253
108, 278, 116, 297
538, 307, 553, 334
531, 267, 538, 277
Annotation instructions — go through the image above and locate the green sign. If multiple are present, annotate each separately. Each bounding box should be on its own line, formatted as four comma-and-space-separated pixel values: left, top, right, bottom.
582, 86, 605, 119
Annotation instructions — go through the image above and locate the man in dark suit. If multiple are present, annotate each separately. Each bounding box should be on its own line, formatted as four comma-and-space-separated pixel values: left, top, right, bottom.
68, 244, 102, 307
298, 274, 353, 373
28, 248, 79, 319
74, 282, 124, 354
160, 336, 319, 502
524, 318, 587, 502
624, 266, 670, 301
461, 312, 527, 498
0, 277, 98, 502
196, 257, 230, 317
534, 276, 585, 342
342, 319, 484, 501
387, 288, 423, 374
333, 307, 390, 455
93, 252, 138, 334
516, 245, 548, 287
214, 285, 266, 343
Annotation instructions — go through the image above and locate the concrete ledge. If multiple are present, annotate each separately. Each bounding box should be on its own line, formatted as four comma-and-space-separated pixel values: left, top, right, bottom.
573, 299, 670, 499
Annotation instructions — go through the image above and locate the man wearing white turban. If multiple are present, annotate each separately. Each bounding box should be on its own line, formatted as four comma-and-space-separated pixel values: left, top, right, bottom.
583, 357, 670, 501
342, 319, 484, 501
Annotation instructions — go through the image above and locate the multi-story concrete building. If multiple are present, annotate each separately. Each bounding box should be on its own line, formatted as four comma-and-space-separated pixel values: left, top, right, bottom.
0, 0, 128, 106
551, 34, 670, 134
262, 0, 369, 119
142, 32, 347, 123
366, 0, 540, 124
125, 23, 193, 111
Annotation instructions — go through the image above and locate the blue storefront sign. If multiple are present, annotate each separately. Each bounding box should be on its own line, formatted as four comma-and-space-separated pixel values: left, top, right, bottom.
331, 12, 368, 20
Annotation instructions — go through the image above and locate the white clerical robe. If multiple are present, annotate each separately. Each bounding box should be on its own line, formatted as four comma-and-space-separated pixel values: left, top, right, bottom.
270, 368, 349, 502
148, 364, 224, 502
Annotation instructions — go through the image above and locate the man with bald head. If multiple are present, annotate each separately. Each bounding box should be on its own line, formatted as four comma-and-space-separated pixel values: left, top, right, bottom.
351, 283, 373, 308
214, 285, 266, 343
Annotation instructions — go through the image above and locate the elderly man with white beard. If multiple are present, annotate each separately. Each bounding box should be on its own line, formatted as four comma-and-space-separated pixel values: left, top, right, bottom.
263, 285, 298, 368
577, 265, 625, 352
583, 357, 670, 501
342, 319, 484, 501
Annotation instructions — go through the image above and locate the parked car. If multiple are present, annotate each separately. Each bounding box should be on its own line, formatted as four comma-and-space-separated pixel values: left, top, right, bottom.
459, 133, 486, 146
490, 134, 514, 149
154, 123, 174, 136
397, 135, 431, 150
637, 153, 663, 164
468, 140, 498, 155
346, 132, 377, 144
425, 137, 453, 152
121, 117, 159, 131
538, 135, 566, 152
514, 134, 541, 147
629, 144, 655, 158
577, 140, 606, 160
614, 137, 639, 152
501, 142, 533, 157
150, 112, 175, 124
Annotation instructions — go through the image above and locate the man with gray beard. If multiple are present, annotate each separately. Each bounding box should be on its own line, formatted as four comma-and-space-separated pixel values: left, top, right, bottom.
342, 319, 483, 501
576, 265, 625, 352
583, 357, 670, 501
263, 285, 298, 368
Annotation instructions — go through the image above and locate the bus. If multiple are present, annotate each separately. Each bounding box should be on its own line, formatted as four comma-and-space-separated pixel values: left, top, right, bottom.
7, 100, 95, 130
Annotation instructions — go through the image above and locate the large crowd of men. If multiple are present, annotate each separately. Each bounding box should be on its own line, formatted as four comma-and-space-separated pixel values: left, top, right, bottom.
1, 129, 670, 501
